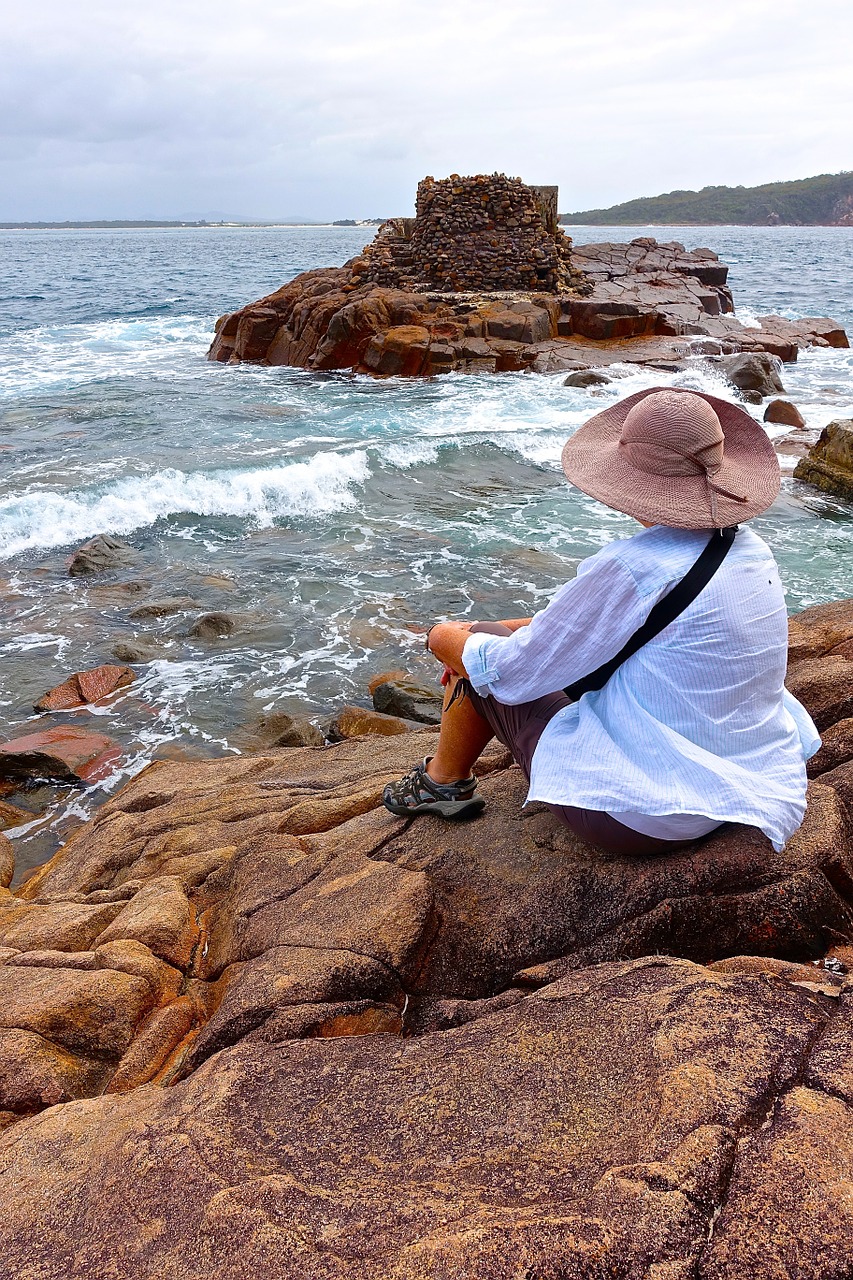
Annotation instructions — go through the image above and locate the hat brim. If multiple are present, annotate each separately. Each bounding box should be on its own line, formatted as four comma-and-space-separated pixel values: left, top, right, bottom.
561, 387, 781, 528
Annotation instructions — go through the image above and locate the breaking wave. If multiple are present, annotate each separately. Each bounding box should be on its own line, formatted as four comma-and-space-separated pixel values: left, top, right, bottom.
0, 450, 370, 558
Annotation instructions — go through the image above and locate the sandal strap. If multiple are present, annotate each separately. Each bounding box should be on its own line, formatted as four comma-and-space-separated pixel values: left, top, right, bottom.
386, 759, 476, 811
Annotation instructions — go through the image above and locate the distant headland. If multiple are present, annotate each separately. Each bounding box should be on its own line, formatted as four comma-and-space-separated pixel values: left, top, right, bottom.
560, 171, 853, 226
0, 219, 388, 230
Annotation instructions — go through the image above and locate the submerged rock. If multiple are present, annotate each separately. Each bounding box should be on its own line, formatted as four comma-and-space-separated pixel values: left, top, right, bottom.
187, 611, 239, 640
67, 535, 136, 577
794, 419, 853, 502
328, 704, 420, 739
372, 677, 443, 724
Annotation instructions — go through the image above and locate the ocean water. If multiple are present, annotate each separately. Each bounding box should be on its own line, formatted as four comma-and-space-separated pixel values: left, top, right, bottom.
1, 224, 852, 874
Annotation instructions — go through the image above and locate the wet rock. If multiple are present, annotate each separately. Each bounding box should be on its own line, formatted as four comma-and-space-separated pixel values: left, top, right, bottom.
773, 432, 815, 462
362, 324, 431, 376
128, 597, 200, 619
563, 368, 612, 387
67, 535, 136, 577
328, 704, 420, 740
372, 677, 443, 724
0, 800, 30, 832
764, 398, 806, 428
34, 665, 135, 712
367, 668, 409, 695
794, 419, 853, 502
719, 351, 786, 397
110, 640, 161, 664
0, 727, 122, 784
187, 612, 238, 640
249, 712, 324, 749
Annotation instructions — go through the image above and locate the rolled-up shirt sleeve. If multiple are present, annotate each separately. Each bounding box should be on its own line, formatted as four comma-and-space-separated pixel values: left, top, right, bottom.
462, 551, 649, 705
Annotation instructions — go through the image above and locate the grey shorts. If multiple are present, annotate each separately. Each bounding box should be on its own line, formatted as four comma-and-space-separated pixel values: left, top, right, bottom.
464, 623, 694, 856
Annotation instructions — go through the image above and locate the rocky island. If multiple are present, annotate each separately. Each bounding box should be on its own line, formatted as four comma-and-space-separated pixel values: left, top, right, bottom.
1, 596, 853, 1276
208, 172, 848, 378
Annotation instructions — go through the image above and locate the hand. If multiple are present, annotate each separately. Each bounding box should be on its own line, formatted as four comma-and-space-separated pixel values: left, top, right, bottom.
424, 620, 476, 678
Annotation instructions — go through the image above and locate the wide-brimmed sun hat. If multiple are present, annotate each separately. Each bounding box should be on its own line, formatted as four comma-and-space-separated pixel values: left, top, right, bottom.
561, 386, 781, 529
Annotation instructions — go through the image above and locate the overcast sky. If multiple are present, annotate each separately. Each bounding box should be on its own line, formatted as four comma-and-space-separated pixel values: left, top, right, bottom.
2, 0, 851, 220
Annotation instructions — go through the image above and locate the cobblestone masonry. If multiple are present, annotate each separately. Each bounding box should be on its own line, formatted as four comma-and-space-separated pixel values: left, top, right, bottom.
359, 173, 574, 293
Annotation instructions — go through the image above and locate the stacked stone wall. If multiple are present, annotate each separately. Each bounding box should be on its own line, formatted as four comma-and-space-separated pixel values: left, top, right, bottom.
360, 173, 572, 294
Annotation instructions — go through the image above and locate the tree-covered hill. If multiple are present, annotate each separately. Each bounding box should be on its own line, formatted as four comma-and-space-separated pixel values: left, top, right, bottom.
561, 172, 853, 226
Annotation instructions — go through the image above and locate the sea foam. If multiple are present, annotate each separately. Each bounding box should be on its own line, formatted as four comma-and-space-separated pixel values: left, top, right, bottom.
0, 450, 370, 558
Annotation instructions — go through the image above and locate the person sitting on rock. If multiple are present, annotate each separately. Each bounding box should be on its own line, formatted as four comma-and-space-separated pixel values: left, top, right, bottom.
383, 387, 820, 854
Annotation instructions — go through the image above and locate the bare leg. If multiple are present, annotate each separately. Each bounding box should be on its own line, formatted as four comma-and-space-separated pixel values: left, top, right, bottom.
426, 674, 495, 784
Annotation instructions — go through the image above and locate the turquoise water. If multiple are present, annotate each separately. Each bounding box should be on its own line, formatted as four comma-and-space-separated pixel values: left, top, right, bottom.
1, 224, 852, 871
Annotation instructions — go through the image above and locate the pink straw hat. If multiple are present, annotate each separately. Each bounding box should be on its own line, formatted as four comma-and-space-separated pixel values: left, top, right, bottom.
561, 386, 781, 529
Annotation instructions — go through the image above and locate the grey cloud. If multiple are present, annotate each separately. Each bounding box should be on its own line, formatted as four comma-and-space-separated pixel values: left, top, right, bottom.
1, 0, 851, 220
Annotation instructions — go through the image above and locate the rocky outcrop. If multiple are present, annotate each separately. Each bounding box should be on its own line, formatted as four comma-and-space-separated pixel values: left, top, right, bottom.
794, 419, 853, 501
208, 174, 848, 378
0, 598, 852, 1275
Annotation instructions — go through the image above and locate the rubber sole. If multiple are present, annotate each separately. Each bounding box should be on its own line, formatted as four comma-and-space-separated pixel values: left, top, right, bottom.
382, 795, 486, 819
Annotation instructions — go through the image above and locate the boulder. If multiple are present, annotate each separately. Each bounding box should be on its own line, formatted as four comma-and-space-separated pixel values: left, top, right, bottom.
794, 419, 853, 502
788, 596, 853, 663
328, 705, 419, 740
563, 369, 612, 387
34, 665, 134, 712
764, 398, 806, 428
719, 352, 786, 397
807, 718, 853, 777
188, 612, 238, 640
0, 727, 122, 784
248, 712, 324, 749
67, 535, 136, 577
372, 677, 443, 724
110, 640, 161, 664
128, 597, 200, 619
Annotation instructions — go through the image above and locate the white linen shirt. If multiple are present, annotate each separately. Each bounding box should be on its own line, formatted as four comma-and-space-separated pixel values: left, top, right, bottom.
462, 525, 820, 851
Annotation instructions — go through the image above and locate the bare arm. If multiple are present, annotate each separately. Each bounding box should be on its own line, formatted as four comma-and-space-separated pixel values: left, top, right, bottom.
426, 617, 533, 676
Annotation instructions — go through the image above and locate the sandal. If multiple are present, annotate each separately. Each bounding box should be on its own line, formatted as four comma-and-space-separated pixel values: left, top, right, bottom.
382, 757, 485, 819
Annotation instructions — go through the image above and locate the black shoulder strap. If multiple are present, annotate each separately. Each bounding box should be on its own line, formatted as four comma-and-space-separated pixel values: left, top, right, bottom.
563, 526, 738, 702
